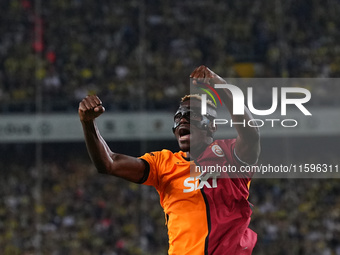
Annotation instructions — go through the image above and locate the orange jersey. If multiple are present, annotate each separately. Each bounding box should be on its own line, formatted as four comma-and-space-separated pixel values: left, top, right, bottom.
140, 139, 257, 255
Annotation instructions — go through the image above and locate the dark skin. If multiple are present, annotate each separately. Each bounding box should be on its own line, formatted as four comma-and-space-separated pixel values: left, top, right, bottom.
78, 66, 260, 183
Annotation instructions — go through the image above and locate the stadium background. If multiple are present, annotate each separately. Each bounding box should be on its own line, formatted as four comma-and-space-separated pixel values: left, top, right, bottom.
1, 0, 340, 254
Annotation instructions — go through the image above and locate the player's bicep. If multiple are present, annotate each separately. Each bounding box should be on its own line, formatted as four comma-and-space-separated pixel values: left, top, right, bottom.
103, 153, 148, 183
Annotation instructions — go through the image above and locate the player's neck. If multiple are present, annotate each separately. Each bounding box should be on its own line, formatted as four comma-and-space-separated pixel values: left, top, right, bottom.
187, 142, 211, 160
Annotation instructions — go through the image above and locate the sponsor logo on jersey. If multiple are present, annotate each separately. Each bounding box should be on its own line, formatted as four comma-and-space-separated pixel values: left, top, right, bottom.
183, 172, 220, 193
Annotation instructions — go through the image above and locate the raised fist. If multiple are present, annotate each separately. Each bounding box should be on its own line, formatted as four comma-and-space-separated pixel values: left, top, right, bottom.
78, 95, 105, 122
190, 65, 226, 86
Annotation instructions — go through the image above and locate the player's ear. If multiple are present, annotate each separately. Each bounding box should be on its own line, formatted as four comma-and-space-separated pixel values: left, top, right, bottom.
208, 121, 217, 135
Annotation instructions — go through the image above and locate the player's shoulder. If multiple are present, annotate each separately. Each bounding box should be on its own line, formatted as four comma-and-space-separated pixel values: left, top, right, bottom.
143, 149, 182, 158
160, 149, 186, 159
141, 149, 187, 172
215, 138, 237, 147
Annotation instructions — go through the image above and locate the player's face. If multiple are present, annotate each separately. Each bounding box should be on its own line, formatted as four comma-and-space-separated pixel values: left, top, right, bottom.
173, 100, 210, 153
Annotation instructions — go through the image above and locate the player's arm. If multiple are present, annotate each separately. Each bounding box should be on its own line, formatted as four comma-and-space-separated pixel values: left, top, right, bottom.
190, 66, 260, 165
78, 95, 147, 183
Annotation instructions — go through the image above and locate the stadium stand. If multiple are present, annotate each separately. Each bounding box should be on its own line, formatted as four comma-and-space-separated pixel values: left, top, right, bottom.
1, 0, 340, 254
1, 0, 340, 113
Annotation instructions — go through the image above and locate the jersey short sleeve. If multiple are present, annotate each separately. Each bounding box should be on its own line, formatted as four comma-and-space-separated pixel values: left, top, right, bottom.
139, 151, 163, 188
139, 149, 188, 189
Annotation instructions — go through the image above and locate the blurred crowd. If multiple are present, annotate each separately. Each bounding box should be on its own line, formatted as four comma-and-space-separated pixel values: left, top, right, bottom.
0, 144, 168, 255
0, 142, 339, 255
1, 0, 340, 254
1, 0, 340, 113
251, 178, 340, 255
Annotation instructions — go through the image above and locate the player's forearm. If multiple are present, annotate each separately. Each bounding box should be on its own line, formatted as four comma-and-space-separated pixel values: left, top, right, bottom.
81, 120, 114, 174
221, 88, 260, 143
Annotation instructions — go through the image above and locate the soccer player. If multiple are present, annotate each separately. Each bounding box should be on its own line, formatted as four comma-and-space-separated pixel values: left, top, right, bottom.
78, 65, 260, 254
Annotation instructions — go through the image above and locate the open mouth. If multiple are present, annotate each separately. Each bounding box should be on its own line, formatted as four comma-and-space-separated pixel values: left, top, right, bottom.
178, 126, 191, 138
